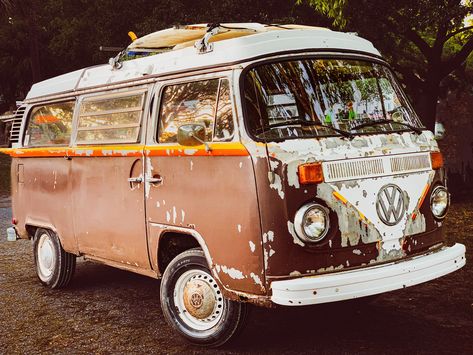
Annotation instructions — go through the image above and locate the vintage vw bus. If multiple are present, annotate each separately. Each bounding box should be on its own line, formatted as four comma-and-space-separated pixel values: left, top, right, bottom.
0, 23, 466, 346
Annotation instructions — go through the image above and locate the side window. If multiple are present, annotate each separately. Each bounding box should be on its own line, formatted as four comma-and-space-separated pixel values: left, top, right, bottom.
25, 101, 75, 147
214, 80, 235, 141
158, 78, 235, 143
77, 91, 146, 144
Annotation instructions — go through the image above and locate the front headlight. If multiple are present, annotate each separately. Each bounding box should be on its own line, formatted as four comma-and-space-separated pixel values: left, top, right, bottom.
294, 203, 330, 243
430, 186, 449, 219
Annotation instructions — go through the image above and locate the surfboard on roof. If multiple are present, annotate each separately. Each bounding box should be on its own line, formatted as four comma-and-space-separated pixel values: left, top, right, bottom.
127, 23, 329, 53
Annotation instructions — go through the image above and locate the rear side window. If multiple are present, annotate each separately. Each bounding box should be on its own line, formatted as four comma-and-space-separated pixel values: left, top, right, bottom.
77, 91, 146, 144
25, 101, 75, 147
158, 78, 234, 143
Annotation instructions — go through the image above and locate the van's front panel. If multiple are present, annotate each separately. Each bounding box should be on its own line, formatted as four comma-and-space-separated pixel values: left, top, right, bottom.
245, 134, 444, 280
239, 56, 453, 283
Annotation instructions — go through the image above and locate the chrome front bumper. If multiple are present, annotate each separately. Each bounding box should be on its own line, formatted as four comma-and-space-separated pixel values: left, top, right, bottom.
271, 243, 466, 306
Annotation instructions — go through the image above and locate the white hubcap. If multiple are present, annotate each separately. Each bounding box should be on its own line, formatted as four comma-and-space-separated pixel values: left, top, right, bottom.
37, 234, 55, 281
174, 269, 225, 331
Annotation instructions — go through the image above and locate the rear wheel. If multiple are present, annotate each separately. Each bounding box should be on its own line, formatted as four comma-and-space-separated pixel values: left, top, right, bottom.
160, 248, 247, 347
33, 228, 76, 288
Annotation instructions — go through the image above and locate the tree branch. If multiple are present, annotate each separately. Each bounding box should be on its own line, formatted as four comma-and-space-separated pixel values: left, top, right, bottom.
442, 37, 473, 77
393, 65, 426, 89
385, 12, 433, 60
445, 26, 473, 42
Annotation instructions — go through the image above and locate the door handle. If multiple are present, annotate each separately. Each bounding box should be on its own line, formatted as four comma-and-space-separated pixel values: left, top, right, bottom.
147, 175, 163, 184
128, 176, 143, 183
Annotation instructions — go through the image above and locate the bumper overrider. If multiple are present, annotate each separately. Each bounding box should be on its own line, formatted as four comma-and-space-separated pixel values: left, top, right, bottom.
271, 243, 466, 306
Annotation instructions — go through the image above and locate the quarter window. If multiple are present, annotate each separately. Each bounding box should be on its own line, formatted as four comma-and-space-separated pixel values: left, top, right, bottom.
158, 79, 234, 143
77, 91, 146, 144
25, 101, 75, 147
214, 80, 235, 141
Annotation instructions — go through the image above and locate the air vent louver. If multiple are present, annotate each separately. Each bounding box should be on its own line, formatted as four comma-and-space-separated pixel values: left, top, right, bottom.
9, 105, 26, 145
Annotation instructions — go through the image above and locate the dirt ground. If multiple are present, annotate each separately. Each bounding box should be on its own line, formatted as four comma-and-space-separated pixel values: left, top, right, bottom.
0, 197, 472, 354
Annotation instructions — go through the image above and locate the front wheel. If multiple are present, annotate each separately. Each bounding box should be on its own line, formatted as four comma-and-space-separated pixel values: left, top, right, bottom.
160, 248, 247, 347
33, 228, 76, 289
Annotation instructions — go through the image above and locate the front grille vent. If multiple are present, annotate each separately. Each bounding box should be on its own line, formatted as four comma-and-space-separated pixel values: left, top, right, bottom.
390, 154, 431, 174
325, 157, 384, 181
323, 153, 432, 182
9, 105, 26, 145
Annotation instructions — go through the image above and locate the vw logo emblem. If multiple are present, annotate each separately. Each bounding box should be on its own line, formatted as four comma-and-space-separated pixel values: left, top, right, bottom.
376, 184, 406, 226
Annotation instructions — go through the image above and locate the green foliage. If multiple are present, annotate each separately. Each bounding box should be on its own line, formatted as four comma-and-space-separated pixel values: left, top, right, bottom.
303, 0, 473, 128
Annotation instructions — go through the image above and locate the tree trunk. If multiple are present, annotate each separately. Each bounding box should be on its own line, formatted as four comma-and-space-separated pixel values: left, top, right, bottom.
28, 22, 42, 82
413, 76, 441, 132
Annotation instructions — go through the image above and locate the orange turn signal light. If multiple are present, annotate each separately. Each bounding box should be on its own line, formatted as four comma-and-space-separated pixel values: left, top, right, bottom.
430, 151, 444, 170
298, 162, 324, 184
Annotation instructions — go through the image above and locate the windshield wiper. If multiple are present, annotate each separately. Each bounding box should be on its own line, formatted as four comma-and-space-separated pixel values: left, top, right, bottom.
259, 119, 354, 139
350, 119, 423, 135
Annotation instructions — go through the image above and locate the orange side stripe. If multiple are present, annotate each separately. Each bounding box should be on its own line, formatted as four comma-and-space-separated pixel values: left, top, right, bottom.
1, 143, 249, 158
0, 147, 68, 157
145, 143, 249, 157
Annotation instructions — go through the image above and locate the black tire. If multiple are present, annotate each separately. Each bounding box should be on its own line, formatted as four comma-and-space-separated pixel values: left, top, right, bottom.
33, 228, 76, 289
160, 248, 247, 347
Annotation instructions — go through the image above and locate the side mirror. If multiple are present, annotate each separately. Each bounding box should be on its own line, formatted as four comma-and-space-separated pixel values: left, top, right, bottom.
177, 124, 211, 151
434, 121, 445, 140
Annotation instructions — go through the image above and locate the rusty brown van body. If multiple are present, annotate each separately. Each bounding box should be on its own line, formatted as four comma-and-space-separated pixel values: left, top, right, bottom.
0, 24, 466, 345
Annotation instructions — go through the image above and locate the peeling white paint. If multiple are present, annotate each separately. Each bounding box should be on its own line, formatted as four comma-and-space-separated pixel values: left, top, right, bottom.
287, 221, 305, 247
220, 265, 245, 280
145, 157, 153, 198
181, 210, 185, 223
166, 211, 171, 223
249, 241, 256, 253
269, 249, 275, 257
263, 249, 269, 271
239, 161, 243, 168
269, 160, 280, 170
184, 149, 198, 155
190, 160, 194, 171
269, 173, 285, 199
250, 272, 263, 287
289, 271, 301, 277
172, 206, 177, 224
237, 224, 242, 233
53, 171, 57, 190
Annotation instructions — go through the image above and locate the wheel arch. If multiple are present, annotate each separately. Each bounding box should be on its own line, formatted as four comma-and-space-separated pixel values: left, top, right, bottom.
25, 222, 79, 255
157, 229, 213, 275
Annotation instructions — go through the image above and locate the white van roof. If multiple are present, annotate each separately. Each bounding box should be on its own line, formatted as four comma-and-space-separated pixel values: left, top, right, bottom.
25, 23, 381, 101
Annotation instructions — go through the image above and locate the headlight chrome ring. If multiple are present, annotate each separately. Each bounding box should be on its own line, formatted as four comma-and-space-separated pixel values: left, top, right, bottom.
430, 185, 449, 219
294, 203, 330, 243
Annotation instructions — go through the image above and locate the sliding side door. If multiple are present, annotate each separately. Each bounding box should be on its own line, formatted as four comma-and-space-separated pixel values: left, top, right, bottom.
70, 86, 151, 270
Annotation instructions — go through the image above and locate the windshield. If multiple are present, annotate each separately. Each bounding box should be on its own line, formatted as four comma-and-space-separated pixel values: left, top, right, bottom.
243, 58, 424, 140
